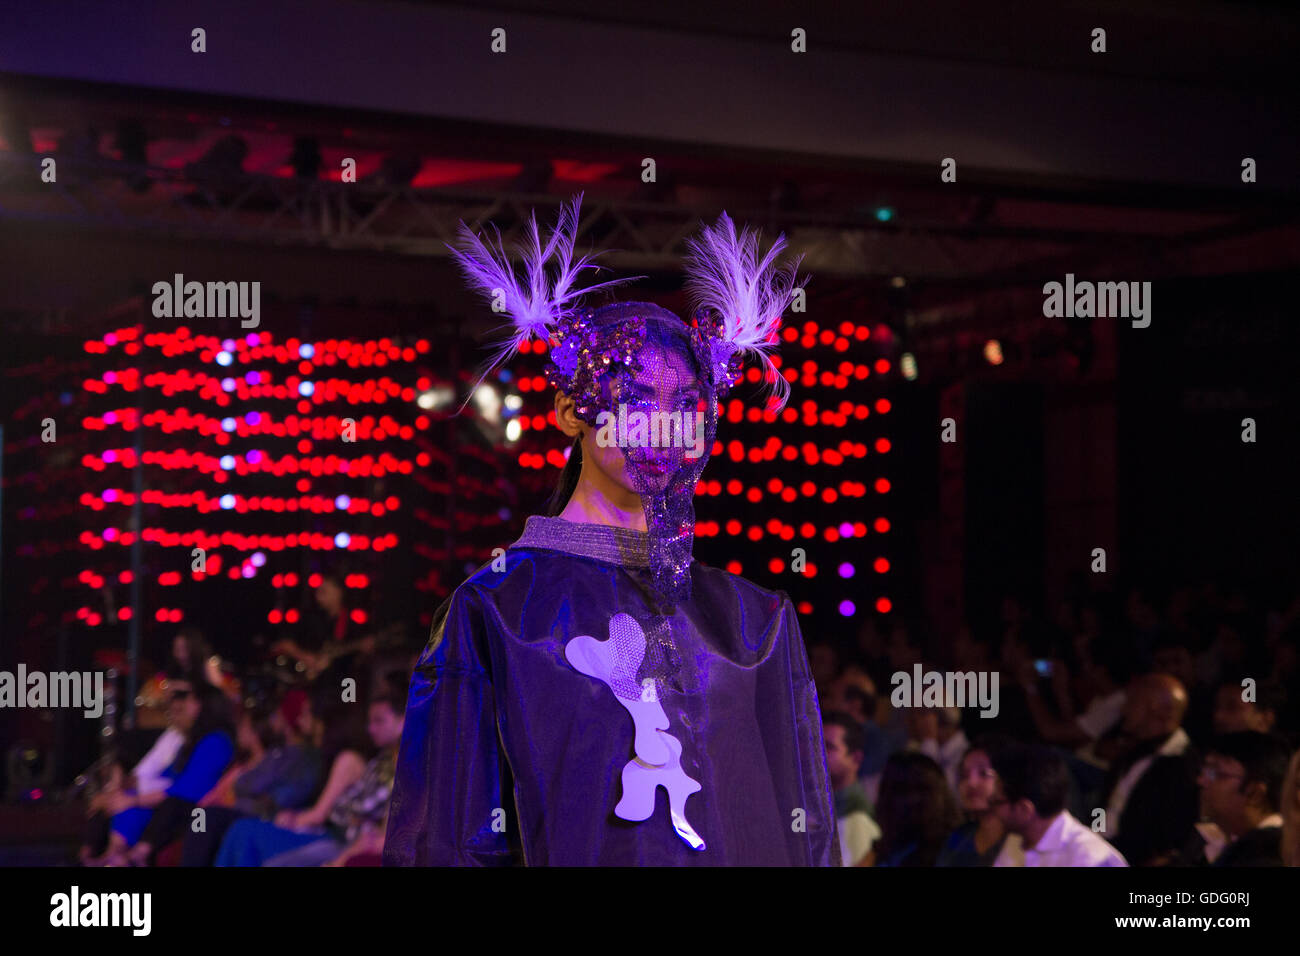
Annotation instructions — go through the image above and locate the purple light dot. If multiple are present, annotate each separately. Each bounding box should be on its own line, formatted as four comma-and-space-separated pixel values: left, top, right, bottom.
838, 562, 855, 579
102, 489, 119, 502
839, 522, 854, 538
241, 564, 256, 579
244, 371, 258, 384
246, 449, 262, 464
104, 411, 118, 424
103, 450, 117, 463
245, 411, 261, 425
838, 599, 856, 617
245, 333, 259, 347
250, 552, 266, 567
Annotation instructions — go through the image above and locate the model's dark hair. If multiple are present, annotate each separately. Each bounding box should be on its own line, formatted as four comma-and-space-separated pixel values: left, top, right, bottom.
545, 436, 584, 516
543, 301, 704, 517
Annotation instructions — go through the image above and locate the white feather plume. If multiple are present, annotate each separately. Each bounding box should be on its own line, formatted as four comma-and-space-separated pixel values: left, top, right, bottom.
446, 192, 634, 413
683, 212, 806, 412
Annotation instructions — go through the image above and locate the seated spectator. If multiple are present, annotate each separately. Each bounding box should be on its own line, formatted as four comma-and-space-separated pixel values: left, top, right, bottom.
937, 735, 1010, 867
86, 679, 235, 866
79, 701, 185, 864
807, 640, 841, 703
1212, 677, 1285, 737
1282, 749, 1300, 867
1018, 639, 1129, 759
822, 710, 881, 866
873, 751, 960, 867
992, 744, 1127, 867
1101, 673, 1199, 866
905, 705, 968, 795
1194, 616, 1252, 691
178, 691, 325, 866
1183, 731, 1290, 866
214, 688, 404, 866
825, 661, 905, 797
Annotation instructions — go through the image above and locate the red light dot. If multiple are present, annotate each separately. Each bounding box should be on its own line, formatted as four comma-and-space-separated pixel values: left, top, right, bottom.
768, 558, 784, 574
874, 518, 890, 533
875, 478, 891, 493
874, 558, 890, 573
876, 597, 892, 613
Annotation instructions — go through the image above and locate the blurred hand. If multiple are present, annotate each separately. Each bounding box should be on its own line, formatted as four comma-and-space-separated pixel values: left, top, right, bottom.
104, 792, 135, 815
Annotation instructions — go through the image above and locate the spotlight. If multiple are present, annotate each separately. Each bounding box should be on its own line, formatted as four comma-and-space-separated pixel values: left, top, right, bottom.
472, 384, 501, 423
416, 386, 454, 410
900, 352, 918, 381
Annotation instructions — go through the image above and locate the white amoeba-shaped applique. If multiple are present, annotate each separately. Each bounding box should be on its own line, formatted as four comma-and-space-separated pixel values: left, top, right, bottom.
565, 613, 705, 850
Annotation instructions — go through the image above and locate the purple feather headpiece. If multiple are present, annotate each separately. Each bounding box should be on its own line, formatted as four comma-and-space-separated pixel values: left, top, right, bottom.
447, 192, 807, 416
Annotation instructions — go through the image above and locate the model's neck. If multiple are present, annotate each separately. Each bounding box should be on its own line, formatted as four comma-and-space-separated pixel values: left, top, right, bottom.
558, 475, 646, 531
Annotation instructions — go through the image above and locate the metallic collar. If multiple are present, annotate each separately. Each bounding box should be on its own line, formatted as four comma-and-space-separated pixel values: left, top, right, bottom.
510, 514, 668, 569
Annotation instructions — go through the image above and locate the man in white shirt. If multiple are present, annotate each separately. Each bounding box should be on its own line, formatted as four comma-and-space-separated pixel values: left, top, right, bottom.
991, 743, 1127, 867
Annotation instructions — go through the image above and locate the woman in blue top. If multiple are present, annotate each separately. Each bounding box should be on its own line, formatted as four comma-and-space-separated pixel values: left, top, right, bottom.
89, 676, 235, 866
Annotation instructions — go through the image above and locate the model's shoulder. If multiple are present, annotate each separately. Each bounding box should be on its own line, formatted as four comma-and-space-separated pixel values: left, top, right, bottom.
692, 562, 792, 612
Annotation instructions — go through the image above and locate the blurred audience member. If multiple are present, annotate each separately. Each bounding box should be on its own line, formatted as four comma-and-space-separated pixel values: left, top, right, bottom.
822, 710, 881, 867
1184, 731, 1290, 866
937, 736, 1010, 867
1281, 749, 1300, 867
214, 689, 403, 866
1212, 677, 1285, 737
873, 752, 960, 867
905, 705, 968, 795
87, 679, 235, 866
992, 744, 1127, 867
1101, 673, 1199, 866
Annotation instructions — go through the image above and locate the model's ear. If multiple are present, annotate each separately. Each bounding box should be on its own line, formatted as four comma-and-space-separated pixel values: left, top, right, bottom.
554, 389, 585, 439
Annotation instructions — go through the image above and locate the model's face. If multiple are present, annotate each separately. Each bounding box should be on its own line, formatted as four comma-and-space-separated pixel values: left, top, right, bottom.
571, 342, 704, 498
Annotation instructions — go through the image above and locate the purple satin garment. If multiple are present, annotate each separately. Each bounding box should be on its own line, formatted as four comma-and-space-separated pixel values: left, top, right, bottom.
384, 515, 841, 866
